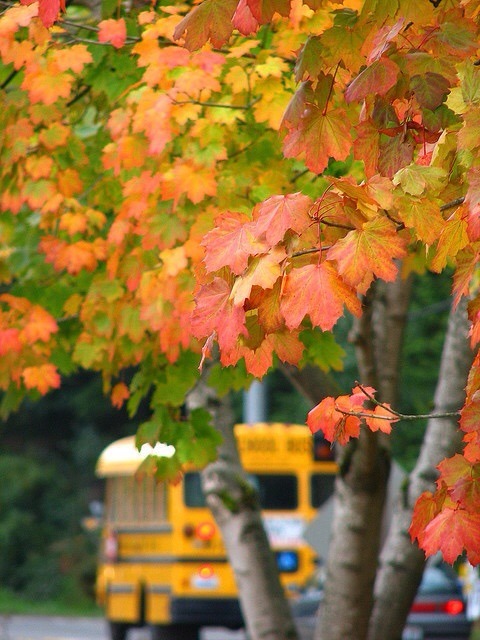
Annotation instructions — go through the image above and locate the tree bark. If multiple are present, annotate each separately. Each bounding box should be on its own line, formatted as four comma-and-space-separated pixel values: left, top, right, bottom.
187, 370, 298, 640
368, 298, 472, 640
315, 275, 412, 640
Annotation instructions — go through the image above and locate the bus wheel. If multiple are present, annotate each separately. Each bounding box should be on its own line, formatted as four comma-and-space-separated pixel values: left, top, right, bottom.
108, 622, 130, 640
151, 624, 200, 640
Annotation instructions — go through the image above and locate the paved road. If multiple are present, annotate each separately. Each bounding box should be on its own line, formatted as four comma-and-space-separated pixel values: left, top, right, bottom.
0, 616, 247, 640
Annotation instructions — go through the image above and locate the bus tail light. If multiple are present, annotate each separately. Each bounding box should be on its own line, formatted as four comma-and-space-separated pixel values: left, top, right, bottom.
104, 530, 118, 562
195, 521, 216, 541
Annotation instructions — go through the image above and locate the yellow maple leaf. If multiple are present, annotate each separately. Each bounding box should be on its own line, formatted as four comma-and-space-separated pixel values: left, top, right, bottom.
173, 160, 217, 204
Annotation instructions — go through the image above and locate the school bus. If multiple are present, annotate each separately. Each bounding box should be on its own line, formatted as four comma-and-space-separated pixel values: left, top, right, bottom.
95, 423, 336, 640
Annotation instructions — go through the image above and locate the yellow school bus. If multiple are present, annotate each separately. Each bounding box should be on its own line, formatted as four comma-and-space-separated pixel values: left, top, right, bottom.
95, 423, 336, 640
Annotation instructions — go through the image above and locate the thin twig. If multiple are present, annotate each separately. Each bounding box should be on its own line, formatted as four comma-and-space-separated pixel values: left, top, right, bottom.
440, 196, 465, 211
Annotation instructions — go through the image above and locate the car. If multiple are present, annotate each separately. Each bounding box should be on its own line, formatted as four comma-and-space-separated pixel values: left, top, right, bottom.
404, 562, 471, 639
290, 562, 472, 640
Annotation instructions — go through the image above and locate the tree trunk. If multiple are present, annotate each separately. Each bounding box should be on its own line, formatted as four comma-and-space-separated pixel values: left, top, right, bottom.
368, 298, 472, 640
315, 275, 412, 640
187, 371, 298, 640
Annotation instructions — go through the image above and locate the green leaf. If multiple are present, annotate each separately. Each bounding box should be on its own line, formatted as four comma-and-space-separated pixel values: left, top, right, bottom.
300, 330, 345, 372
151, 351, 200, 407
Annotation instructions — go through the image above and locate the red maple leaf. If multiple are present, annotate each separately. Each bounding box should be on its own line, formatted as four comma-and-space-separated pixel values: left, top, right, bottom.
345, 57, 400, 104
252, 193, 312, 245
173, 0, 238, 51
202, 211, 268, 275
191, 277, 247, 353
280, 260, 362, 332
21, 0, 64, 27
420, 507, 480, 565
283, 104, 352, 175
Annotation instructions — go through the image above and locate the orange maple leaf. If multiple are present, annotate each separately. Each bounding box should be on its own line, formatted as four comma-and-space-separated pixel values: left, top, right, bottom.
280, 260, 362, 331
22, 363, 61, 394
98, 19, 127, 49
327, 217, 407, 291
307, 396, 362, 446
111, 381, 130, 408
172, 160, 217, 205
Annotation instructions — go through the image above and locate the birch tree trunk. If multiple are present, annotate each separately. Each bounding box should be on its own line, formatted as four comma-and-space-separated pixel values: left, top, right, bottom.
187, 370, 298, 640
368, 298, 472, 640
315, 275, 412, 640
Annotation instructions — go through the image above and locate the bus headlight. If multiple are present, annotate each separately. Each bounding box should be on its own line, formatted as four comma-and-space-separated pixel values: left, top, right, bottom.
276, 550, 298, 573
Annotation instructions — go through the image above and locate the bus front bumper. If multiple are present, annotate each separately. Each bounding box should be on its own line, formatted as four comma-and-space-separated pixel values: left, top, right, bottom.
170, 597, 243, 628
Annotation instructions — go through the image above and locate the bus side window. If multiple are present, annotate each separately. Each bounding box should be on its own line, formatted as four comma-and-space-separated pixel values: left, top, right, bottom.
310, 473, 335, 508
184, 472, 206, 507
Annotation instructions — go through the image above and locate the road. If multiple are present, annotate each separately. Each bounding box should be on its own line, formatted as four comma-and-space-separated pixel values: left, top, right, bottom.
0, 616, 247, 640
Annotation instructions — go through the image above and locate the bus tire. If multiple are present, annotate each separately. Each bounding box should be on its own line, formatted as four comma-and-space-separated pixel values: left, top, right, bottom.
151, 624, 200, 640
108, 621, 130, 640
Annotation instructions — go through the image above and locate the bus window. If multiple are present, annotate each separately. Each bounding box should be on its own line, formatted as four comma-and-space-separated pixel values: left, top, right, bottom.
184, 472, 206, 507
106, 476, 168, 524
251, 474, 298, 510
310, 473, 335, 508
184, 472, 298, 510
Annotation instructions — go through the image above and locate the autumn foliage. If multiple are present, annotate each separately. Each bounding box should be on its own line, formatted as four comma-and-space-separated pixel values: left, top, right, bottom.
1, 0, 480, 563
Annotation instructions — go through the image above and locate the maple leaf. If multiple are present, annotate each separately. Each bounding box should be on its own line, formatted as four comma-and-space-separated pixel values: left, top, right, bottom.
307, 395, 361, 446
172, 160, 217, 205
453, 245, 480, 306
111, 381, 130, 408
191, 277, 247, 353
230, 247, 286, 305
393, 194, 445, 245
437, 455, 480, 508
345, 57, 400, 104
22, 363, 61, 395
420, 507, 480, 565
410, 73, 451, 110
202, 211, 268, 275
22, 68, 73, 105
410, 487, 448, 547
22, 306, 58, 342
283, 104, 352, 175
173, 0, 238, 51
98, 19, 127, 49
327, 217, 407, 290
246, 0, 290, 23
460, 391, 480, 434
0, 328, 22, 355
252, 193, 312, 245
20, 0, 64, 27
280, 260, 362, 332
232, 0, 259, 35
430, 215, 469, 273
365, 404, 397, 434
